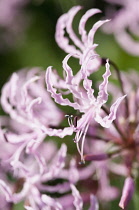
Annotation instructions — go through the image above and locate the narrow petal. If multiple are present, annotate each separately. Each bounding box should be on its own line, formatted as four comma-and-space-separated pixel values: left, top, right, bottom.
66, 6, 84, 51
97, 59, 111, 105
62, 54, 85, 100
0, 180, 12, 202
79, 8, 101, 44
55, 12, 81, 56
89, 195, 99, 210
71, 184, 83, 210
119, 177, 134, 209
88, 20, 110, 46
95, 95, 126, 128
42, 194, 63, 210
46, 67, 81, 110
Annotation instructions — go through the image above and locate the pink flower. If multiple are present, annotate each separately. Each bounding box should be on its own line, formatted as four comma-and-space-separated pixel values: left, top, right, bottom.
103, 0, 139, 55
46, 55, 126, 162
55, 6, 109, 75
1, 68, 63, 132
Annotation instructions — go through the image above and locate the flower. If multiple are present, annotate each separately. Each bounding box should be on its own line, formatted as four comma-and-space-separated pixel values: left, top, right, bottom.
83, 68, 139, 208
0, 142, 80, 209
55, 6, 109, 75
46, 54, 126, 162
103, 0, 139, 55
1, 67, 63, 132
0, 0, 29, 50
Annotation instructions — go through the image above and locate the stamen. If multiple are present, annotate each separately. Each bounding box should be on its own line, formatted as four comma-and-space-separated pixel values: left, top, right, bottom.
79, 160, 85, 165
65, 115, 73, 126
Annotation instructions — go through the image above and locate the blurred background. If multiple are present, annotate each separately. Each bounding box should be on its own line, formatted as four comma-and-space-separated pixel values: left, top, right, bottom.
1, 0, 139, 209
1, 0, 139, 90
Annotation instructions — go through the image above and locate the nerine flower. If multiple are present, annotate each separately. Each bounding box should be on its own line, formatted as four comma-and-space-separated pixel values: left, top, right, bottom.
103, 0, 139, 55
1, 68, 63, 132
0, 68, 64, 168
0, 142, 80, 210
55, 6, 109, 75
83, 68, 139, 208
46, 54, 126, 162
0, 0, 29, 50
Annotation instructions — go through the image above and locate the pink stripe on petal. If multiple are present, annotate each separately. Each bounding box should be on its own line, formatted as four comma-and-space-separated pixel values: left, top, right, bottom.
79, 8, 101, 44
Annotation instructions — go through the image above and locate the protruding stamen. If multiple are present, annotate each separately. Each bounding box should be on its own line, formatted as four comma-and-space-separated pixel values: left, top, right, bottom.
65, 115, 74, 126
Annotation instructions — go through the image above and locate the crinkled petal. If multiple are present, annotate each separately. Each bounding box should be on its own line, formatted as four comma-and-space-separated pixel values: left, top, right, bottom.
0, 180, 13, 202
42, 194, 63, 210
55, 12, 81, 57
46, 67, 81, 110
71, 184, 83, 210
97, 59, 111, 105
89, 195, 99, 210
79, 8, 101, 44
44, 126, 74, 138
42, 144, 67, 181
66, 6, 84, 51
62, 54, 85, 100
95, 95, 126, 128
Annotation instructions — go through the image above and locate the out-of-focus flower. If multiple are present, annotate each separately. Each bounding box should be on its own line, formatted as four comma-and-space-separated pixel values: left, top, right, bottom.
103, 0, 139, 55
55, 6, 109, 75
1, 68, 63, 132
46, 56, 125, 162
0, 68, 64, 168
0, 0, 29, 50
83, 67, 139, 208
0, 142, 80, 210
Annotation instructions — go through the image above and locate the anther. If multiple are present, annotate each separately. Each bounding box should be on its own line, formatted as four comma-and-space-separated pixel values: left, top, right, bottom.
79, 160, 85, 165
73, 138, 77, 143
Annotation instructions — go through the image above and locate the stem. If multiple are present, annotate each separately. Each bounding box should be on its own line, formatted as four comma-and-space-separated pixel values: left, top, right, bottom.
101, 105, 127, 141
102, 58, 129, 118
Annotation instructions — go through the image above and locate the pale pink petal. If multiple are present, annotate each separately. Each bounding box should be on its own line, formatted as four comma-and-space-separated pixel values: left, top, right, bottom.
119, 177, 134, 209
0, 180, 13, 202
79, 8, 101, 44
89, 195, 99, 210
95, 95, 126, 128
71, 184, 83, 210
66, 6, 84, 51
42, 194, 63, 210
55, 12, 81, 57
46, 67, 81, 110
97, 59, 111, 105
88, 20, 110, 46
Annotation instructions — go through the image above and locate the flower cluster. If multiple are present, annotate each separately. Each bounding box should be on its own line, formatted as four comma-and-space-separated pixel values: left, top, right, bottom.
103, 0, 139, 55
0, 4, 138, 210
